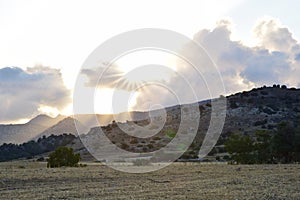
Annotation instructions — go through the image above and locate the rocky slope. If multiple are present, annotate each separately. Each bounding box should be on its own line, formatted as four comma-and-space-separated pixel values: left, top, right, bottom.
69, 85, 300, 161
1, 85, 299, 161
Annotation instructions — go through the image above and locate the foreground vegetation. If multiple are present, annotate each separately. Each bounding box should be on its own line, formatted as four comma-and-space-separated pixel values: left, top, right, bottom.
0, 161, 299, 199
225, 120, 300, 164
47, 146, 80, 168
0, 134, 75, 162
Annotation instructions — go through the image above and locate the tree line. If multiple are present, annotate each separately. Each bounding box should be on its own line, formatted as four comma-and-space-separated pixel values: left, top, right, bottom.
0, 134, 76, 162
224, 121, 300, 164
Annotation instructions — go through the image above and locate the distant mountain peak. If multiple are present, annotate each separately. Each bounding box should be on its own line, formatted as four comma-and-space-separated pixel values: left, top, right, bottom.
28, 114, 52, 124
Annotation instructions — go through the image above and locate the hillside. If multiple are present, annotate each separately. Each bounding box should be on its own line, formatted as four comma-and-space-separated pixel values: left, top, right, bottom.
1, 85, 299, 162
69, 85, 300, 161
0, 115, 65, 144
32, 117, 83, 140
224, 85, 300, 135
0, 112, 149, 145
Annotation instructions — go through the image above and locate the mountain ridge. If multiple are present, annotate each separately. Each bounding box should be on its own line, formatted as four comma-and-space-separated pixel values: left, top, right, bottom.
1, 85, 299, 156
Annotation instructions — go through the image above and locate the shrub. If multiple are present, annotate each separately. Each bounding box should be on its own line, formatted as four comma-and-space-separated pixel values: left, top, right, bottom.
260, 91, 268, 95
262, 107, 276, 115
224, 134, 256, 164
153, 136, 161, 140
121, 143, 129, 149
147, 143, 154, 149
142, 147, 148, 152
254, 119, 267, 126
165, 129, 176, 139
225, 121, 300, 164
129, 138, 138, 144
229, 101, 238, 109
47, 147, 80, 168
223, 155, 230, 161
36, 157, 44, 162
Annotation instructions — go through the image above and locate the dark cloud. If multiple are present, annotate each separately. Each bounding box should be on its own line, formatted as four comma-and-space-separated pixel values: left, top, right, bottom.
0, 66, 70, 122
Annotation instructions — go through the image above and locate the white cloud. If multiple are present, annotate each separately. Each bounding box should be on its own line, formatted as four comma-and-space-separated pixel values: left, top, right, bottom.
132, 18, 300, 109
253, 18, 298, 53
191, 18, 300, 91
0, 66, 70, 122
80, 18, 300, 112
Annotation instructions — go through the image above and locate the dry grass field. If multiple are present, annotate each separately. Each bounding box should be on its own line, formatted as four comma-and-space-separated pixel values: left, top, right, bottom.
0, 161, 299, 199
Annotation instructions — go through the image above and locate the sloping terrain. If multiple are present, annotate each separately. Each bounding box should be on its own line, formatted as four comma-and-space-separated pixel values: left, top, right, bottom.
33, 117, 83, 140
70, 86, 300, 161
1, 85, 299, 161
0, 112, 150, 145
0, 115, 65, 144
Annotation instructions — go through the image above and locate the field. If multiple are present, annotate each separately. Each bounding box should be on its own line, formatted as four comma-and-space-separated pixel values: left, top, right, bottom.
0, 161, 299, 199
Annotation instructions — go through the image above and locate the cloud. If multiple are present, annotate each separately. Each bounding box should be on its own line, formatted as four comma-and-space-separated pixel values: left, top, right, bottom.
191, 18, 300, 92
81, 18, 300, 112
0, 66, 70, 122
81, 64, 124, 89
135, 18, 300, 110
253, 18, 298, 53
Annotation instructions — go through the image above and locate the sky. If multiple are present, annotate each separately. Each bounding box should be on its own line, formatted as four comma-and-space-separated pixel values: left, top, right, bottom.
0, 0, 300, 123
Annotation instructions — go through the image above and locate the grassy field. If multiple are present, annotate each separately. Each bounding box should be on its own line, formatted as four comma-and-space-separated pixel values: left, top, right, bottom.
0, 161, 299, 199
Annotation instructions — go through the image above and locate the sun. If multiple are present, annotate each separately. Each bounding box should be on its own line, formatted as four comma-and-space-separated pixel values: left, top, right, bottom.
94, 88, 138, 114
72, 49, 180, 116
93, 49, 179, 114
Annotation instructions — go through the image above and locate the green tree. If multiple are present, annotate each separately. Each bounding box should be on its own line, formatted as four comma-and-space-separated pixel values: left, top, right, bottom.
271, 121, 295, 163
225, 120, 300, 164
293, 116, 300, 162
165, 129, 176, 139
224, 134, 256, 164
47, 147, 80, 168
254, 130, 273, 163
294, 128, 300, 162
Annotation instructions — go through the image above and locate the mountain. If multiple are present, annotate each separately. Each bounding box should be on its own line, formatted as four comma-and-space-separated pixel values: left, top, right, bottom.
68, 85, 300, 161
29, 114, 65, 127
0, 111, 150, 145
0, 115, 66, 145
1, 85, 299, 162
220, 85, 300, 137
33, 117, 85, 140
